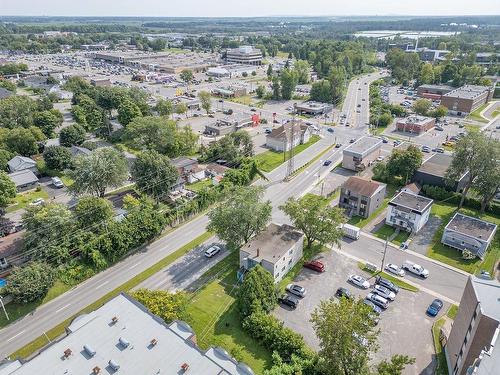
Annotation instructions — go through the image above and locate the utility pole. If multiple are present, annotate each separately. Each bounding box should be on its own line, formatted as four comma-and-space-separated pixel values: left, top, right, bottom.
284, 121, 296, 180
0, 296, 9, 321
381, 237, 388, 272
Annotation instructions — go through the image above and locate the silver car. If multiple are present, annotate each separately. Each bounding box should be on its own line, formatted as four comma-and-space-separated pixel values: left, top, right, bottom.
286, 284, 306, 298
373, 285, 396, 301
366, 293, 389, 309
384, 263, 405, 277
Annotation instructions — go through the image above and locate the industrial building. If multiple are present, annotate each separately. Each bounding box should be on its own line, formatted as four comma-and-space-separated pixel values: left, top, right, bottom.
416, 84, 454, 100
396, 116, 436, 134
413, 153, 469, 192
225, 46, 262, 65
0, 293, 254, 375
342, 136, 383, 171
440, 85, 493, 115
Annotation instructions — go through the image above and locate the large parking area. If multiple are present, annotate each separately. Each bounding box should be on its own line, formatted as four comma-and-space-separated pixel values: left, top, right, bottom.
273, 249, 448, 375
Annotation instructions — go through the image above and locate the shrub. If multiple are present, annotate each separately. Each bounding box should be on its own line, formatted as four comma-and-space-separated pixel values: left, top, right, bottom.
6, 262, 55, 304
237, 266, 277, 318
131, 289, 189, 323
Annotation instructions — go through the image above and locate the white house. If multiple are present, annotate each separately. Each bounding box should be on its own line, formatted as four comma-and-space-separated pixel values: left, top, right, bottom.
239, 223, 304, 283
265, 121, 311, 152
385, 191, 433, 233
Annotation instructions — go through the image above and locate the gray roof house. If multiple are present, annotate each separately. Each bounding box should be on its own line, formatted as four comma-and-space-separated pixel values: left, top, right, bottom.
7, 156, 38, 174
8, 170, 39, 191
71, 145, 93, 157
386, 191, 433, 233
441, 213, 497, 259
0, 293, 254, 375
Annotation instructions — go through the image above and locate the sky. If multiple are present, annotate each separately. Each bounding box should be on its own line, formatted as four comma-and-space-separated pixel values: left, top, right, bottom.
1, 0, 499, 17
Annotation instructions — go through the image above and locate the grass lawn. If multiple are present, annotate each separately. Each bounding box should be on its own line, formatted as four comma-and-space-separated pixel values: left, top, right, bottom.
491, 109, 500, 119
466, 103, 489, 123
228, 95, 254, 106
9, 231, 213, 359
358, 263, 419, 292
6, 189, 49, 213
426, 202, 500, 275
370, 125, 388, 136
432, 317, 449, 375
254, 135, 320, 172
373, 224, 410, 246
348, 185, 398, 228
187, 179, 213, 192
447, 304, 459, 320
185, 252, 272, 373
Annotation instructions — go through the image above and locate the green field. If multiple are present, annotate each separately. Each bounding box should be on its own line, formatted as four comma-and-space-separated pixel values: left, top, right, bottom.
254, 135, 320, 172
6, 189, 49, 213
373, 224, 410, 246
187, 179, 213, 192
466, 103, 489, 123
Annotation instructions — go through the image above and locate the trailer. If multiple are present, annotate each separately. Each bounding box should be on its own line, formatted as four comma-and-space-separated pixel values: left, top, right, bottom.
342, 224, 360, 240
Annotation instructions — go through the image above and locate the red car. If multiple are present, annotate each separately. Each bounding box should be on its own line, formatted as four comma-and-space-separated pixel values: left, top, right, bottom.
303, 260, 325, 273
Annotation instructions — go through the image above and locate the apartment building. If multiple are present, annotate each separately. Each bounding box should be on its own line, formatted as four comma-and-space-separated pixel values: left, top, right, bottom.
339, 177, 387, 218
386, 191, 433, 233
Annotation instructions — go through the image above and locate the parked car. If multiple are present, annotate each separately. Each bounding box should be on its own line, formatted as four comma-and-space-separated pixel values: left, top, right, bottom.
376, 156, 385, 162
366, 293, 389, 309
303, 260, 325, 273
204, 245, 221, 258
375, 276, 400, 294
264, 128, 272, 134
435, 148, 445, 153
349, 138, 356, 143
51, 177, 64, 188
250, 108, 257, 112
348, 274, 370, 289
402, 261, 429, 278
327, 128, 334, 133
335, 143, 342, 148
381, 137, 388, 144
30, 198, 45, 207
384, 263, 405, 277
426, 299, 443, 317
421, 145, 431, 153
278, 294, 299, 309
286, 284, 306, 298
323, 160, 332, 166
364, 299, 383, 315
373, 285, 396, 301
335, 287, 353, 300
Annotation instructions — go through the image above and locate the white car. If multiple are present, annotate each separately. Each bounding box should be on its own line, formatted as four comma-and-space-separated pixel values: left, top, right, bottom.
385, 263, 405, 277
373, 285, 396, 301
376, 156, 385, 162
348, 274, 370, 289
29, 198, 45, 207
51, 177, 64, 188
204, 245, 221, 258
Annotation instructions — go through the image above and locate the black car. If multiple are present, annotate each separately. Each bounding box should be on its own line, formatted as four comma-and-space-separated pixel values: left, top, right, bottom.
278, 294, 299, 309
335, 287, 353, 300
363, 299, 382, 315
375, 276, 400, 294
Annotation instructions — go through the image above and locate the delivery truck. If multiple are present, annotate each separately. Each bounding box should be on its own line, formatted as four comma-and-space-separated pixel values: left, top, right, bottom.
342, 224, 360, 240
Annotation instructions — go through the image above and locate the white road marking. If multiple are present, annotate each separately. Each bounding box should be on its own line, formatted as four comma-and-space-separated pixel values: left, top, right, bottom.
128, 262, 142, 270
7, 330, 25, 342
95, 280, 109, 290
55, 303, 71, 313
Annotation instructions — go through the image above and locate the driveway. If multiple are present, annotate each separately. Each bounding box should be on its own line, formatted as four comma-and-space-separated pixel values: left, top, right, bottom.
409, 215, 442, 255
273, 248, 447, 375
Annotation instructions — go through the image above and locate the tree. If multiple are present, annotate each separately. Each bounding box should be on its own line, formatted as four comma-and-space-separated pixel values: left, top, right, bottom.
446, 132, 489, 208
329, 66, 346, 104
386, 145, 423, 185
117, 98, 142, 126
43, 145, 73, 171
0, 171, 16, 208
271, 77, 281, 100
6, 262, 55, 304
131, 289, 189, 323
237, 265, 277, 318
293, 60, 311, 84
310, 80, 331, 103
267, 64, 273, 78
419, 63, 435, 85
59, 124, 86, 147
256, 84, 266, 99
198, 90, 212, 114
155, 98, 173, 117
280, 69, 298, 100
280, 194, 345, 248
0, 95, 37, 129
311, 297, 379, 375
473, 138, 500, 213
207, 186, 271, 249
74, 196, 114, 229
4, 127, 39, 156
376, 355, 415, 375
68, 147, 128, 197
412, 99, 432, 116
431, 105, 448, 119
174, 102, 188, 118
131, 150, 179, 202
180, 69, 194, 86
0, 149, 13, 172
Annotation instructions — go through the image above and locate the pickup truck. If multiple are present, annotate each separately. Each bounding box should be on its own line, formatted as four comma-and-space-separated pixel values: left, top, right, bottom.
402, 261, 429, 278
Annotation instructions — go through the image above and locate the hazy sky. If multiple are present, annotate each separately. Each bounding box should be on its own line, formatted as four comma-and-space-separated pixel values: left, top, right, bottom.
1, 0, 499, 17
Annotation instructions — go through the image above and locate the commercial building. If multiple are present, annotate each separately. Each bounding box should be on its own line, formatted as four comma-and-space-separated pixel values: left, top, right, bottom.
212, 85, 247, 98
294, 101, 333, 116
205, 115, 254, 136
225, 46, 262, 65
441, 213, 497, 259
413, 153, 468, 192
417, 48, 450, 62
441, 85, 493, 115
416, 84, 454, 100
339, 177, 387, 218
172, 95, 201, 111
386, 191, 433, 233
239, 223, 304, 283
342, 136, 383, 172
396, 115, 436, 134
0, 293, 254, 375
266, 121, 311, 152
445, 276, 500, 375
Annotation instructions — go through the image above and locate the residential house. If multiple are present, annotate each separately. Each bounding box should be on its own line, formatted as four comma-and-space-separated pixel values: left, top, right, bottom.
441, 213, 497, 259
413, 153, 468, 192
239, 223, 304, 283
7, 156, 38, 174
171, 157, 206, 184
342, 136, 382, 172
71, 145, 92, 157
386, 191, 433, 233
339, 177, 386, 218
445, 276, 500, 375
0, 231, 25, 274
8, 170, 39, 192
266, 121, 311, 152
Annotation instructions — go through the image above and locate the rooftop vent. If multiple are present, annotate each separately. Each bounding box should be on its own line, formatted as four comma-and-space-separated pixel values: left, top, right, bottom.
109, 359, 120, 371
92, 366, 101, 374
181, 363, 190, 372
150, 338, 158, 346
118, 337, 129, 348
63, 348, 72, 358
83, 344, 96, 357
111, 316, 119, 324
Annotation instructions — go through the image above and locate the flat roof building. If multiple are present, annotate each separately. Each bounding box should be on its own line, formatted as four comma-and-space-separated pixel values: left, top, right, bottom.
294, 101, 333, 115
386, 191, 433, 233
342, 136, 382, 171
0, 293, 254, 375
441, 213, 497, 259
416, 84, 454, 100
396, 115, 436, 134
413, 153, 468, 192
441, 85, 493, 115
205, 115, 254, 136
225, 46, 262, 66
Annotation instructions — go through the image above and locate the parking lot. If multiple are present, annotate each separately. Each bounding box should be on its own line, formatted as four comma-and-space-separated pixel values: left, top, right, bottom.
273, 248, 448, 375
